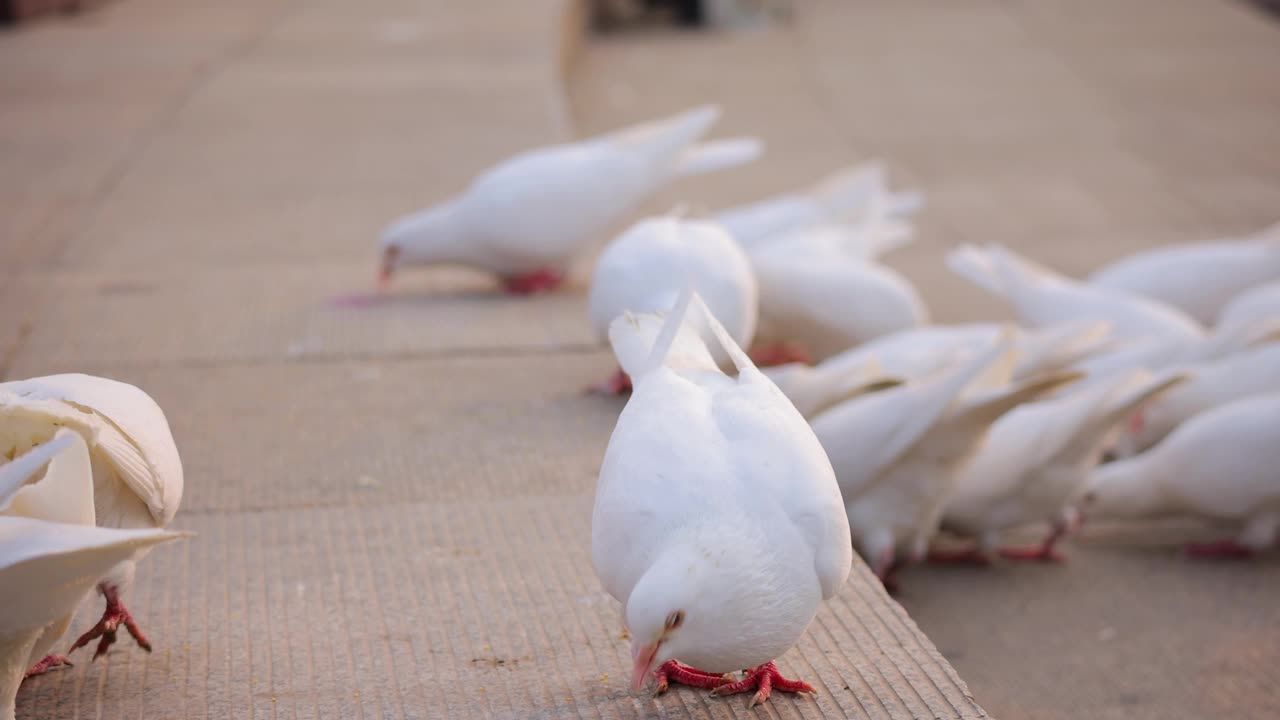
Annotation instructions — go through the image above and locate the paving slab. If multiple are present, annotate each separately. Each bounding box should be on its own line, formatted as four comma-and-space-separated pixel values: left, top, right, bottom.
5, 264, 599, 373
19, 497, 986, 720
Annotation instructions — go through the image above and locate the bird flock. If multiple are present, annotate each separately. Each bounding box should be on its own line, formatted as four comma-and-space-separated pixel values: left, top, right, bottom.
4, 103, 1278, 715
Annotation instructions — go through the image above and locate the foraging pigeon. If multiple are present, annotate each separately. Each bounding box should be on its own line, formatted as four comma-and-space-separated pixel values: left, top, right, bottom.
1080, 393, 1280, 557
379, 104, 762, 293
593, 290, 850, 706
940, 369, 1184, 563
1089, 221, 1280, 324
0, 434, 184, 720
587, 215, 757, 393
0, 374, 183, 660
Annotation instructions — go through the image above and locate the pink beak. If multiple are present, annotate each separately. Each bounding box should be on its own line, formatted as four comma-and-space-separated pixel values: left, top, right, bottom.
378, 246, 400, 291
631, 642, 660, 692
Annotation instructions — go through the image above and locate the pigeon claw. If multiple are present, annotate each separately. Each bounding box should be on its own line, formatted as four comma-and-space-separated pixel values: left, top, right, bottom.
709, 661, 815, 707
998, 545, 1067, 563
1184, 540, 1255, 559
999, 523, 1071, 562
24, 654, 73, 679
587, 368, 632, 396
70, 585, 151, 660
653, 660, 730, 695
500, 268, 564, 295
926, 547, 992, 565
748, 342, 813, 367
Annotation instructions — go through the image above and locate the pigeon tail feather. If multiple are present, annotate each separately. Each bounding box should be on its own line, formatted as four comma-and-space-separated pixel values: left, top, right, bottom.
0, 432, 78, 510
673, 137, 764, 177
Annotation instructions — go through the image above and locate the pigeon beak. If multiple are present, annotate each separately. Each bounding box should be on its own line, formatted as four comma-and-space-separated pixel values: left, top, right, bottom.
378, 245, 401, 291
631, 641, 660, 692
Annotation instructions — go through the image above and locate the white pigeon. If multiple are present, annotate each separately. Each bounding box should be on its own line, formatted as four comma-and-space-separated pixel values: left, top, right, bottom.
713, 160, 923, 250
587, 215, 758, 393
1217, 280, 1280, 332
746, 220, 928, 364
0, 435, 184, 720
1089, 221, 1280, 324
939, 369, 1185, 563
378, 104, 763, 294
1110, 341, 1280, 457
1071, 314, 1278, 379
810, 332, 1078, 587
593, 289, 851, 706
768, 320, 1109, 419
948, 243, 1205, 342
0, 374, 183, 659
1080, 393, 1280, 557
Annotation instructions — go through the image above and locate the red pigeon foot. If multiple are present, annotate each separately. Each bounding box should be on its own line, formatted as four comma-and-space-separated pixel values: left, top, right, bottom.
653, 660, 730, 694
1184, 540, 1255, 559
501, 268, 564, 295
709, 661, 815, 707
70, 584, 151, 660
24, 655, 73, 679
587, 368, 632, 395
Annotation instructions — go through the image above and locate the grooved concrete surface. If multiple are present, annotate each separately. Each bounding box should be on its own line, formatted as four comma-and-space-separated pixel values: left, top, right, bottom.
4, 2, 988, 720
569, 2, 1280, 719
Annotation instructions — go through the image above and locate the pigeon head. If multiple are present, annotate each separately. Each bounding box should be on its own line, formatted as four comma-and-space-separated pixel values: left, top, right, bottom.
377, 201, 466, 289
1078, 456, 1161, 520
623, 540, 786, 692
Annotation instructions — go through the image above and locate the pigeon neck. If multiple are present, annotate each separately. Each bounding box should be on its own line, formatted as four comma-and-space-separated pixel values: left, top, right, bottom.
396, 199, 476, 266
1090, 454, 1166, 519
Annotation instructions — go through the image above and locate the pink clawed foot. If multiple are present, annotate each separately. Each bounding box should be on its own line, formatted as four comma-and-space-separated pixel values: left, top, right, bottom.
710, 661, 815, 707
587, 368, 632, 395
748, 343, 813, 367
25, 655, 73, 678
998, 545, 1067, 562
873, 550, 902, 594
927, 548, 992, 565
501, 268, 564, 295
70, 585, 150, 660
1184, 540, 1255, 559
999, 523, 1070, 563
653, 660, 730, 695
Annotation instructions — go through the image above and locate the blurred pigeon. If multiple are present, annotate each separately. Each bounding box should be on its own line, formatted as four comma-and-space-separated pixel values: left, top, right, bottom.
940, 369, 1184, 563
379, 104, 762, 294
0, 434, 185, 720
593, 289, 851, 706
714, 161, 922, 250
0, 374, 183, 660
587, 216, 758, 393
769, 320, 1109, 419
1217, 280, 1280, 332
1089, 221, 1280, 324
747, 218, 928, 364
1111, 341, 1280, 457
811, 332, 1078, 587
1081, 393, 1280, 557
948, 243, 1204, 342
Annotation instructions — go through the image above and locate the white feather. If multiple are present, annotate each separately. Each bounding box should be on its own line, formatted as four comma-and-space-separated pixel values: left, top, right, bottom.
948, 243, 1205, 342
1089, 221, 1280, 324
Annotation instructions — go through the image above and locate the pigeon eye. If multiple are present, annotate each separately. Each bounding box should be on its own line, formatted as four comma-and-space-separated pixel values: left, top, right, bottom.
665, 611, 685, 630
